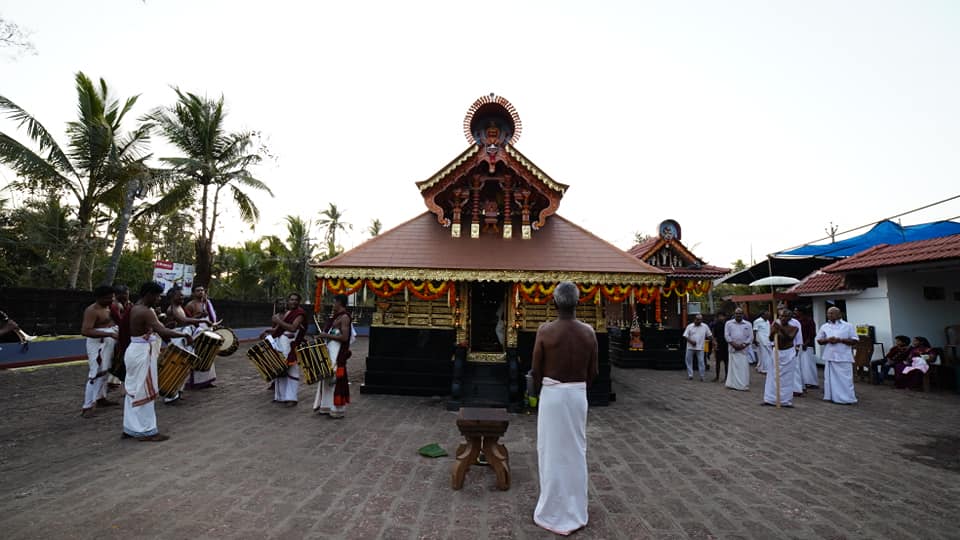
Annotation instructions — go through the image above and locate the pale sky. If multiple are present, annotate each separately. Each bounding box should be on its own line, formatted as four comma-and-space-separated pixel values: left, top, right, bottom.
2, 0, 959, 269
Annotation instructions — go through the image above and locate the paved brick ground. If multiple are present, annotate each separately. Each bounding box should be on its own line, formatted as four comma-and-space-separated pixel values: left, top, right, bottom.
1, 339, 958, 539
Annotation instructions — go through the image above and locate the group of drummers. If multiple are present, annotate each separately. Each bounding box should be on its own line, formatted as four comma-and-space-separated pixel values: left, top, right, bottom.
79, 281, 354, 442
252, 292, 355, 418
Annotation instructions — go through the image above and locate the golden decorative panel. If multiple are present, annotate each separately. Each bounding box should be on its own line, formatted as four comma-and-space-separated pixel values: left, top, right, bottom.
316, 267, 665, 287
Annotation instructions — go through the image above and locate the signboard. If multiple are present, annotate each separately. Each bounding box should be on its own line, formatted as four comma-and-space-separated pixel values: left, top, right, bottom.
152, 261, 194, 295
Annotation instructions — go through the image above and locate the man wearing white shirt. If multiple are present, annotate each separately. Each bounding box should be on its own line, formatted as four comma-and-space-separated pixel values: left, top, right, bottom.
788, 314, 804, 397
753, 311, 773, 374
816, 307, 859, 404
682, 314, 713, 381
724, 308, 753, 391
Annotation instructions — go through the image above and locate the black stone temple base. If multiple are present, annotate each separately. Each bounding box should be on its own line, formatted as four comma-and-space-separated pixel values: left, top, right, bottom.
609, 326, 685, 370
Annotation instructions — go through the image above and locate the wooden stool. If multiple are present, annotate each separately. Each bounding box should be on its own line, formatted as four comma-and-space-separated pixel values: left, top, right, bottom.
451, 407, 510, 491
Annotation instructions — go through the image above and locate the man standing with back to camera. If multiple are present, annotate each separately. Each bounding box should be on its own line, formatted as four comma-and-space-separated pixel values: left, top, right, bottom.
531, 281, 598, 536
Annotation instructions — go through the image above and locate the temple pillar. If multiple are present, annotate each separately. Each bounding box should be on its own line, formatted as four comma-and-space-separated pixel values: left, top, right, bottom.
501, 175, 513, 239
470, 175, 482, 238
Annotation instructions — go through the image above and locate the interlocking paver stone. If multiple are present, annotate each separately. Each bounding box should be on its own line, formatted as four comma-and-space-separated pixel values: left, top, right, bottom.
2, 339, 959, 539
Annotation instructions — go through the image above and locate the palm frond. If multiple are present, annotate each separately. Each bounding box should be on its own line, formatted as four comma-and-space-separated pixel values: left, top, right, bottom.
0, 95, 78, 177
0, 133, 78, 198
229, 184, 259, 225
115, 123, 152, 163
134, 179, 196, 221
225, 171, 272, 196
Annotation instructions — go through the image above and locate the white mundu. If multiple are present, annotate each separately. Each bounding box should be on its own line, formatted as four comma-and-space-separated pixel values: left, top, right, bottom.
313, 330, 342, 413
799, 346, 820, 387
725, 319, 753, 391
764, 346, 797, 406
123, 335, 160, 437
271, 334, 300, 403
534, 377, 588, 536
83, 326, 117, 409
818, 319, 858, 404
753, 318, 772, 374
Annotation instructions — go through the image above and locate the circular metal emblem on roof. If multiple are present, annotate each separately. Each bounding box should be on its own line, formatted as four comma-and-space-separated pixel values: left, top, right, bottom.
463, 93, 522, 146
658, 219, 681, 241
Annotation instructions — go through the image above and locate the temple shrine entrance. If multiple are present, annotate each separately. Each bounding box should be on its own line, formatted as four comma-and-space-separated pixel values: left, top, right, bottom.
469, 281, 507, 353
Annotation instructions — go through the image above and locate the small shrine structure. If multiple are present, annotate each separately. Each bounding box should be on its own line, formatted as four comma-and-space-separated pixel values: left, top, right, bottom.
314, 94, 664, 408
609, 220, 729, 368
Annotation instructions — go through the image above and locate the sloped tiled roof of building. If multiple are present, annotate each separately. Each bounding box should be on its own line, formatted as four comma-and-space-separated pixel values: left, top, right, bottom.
315, 212, 665, 285
822, 234, 960, 273
626, 238, 660, 259
787, 271, 859, 295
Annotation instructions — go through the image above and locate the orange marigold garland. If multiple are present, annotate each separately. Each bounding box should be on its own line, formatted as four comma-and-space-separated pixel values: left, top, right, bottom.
634, 284, 657, 305
406, 280, 451, 302
324, 277, 364, 296
518, 282, 555, 304
600, 285, 632, 303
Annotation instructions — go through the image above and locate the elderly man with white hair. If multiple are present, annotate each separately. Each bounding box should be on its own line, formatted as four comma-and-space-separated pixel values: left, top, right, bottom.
817, 306, 859, 404
532, 281, 598, 536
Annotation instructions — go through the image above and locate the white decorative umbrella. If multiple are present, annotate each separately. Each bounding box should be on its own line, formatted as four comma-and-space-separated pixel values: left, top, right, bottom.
749, 276, 800, 287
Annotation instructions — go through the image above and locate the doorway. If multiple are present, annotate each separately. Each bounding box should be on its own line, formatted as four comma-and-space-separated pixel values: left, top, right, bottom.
470, 281, 507, 352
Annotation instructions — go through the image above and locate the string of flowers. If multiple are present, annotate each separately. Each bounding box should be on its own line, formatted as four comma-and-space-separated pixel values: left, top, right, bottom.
688, 280, 711, 297
323, 277, 365, 296
600, 285, 632, 303
634, 284, 658, 305
576, 283, 600, 304
317, 279, 700, 310
518, 282, 555, 304
405, 280, 453, 302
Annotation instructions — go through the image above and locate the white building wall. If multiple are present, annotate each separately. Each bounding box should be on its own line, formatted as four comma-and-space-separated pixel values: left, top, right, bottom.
844, 274, 892, 360
885, 268, 960, 348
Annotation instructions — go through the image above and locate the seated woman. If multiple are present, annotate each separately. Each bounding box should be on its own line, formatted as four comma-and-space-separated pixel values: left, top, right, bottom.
894, 336, 934, 390
871, 335, 911, 384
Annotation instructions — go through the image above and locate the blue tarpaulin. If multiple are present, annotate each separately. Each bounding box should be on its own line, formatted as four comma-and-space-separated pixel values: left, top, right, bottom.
777, 220, 960, 258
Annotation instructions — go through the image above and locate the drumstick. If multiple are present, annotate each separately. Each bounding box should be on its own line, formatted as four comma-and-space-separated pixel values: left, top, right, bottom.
774, 333, 781, 409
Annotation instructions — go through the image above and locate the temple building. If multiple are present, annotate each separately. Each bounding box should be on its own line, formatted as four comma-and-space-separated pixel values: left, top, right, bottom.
608, 221, 729, 369
313, 94, 664, 408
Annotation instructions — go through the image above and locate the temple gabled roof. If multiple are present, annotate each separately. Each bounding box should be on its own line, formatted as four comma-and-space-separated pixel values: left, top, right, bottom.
413, 94, 571, 234
315, 212, 665, 285
627, 236, 730, 279
415, 144, 568, 195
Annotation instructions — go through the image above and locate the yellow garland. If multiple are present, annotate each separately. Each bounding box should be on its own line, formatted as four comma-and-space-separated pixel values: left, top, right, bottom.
519, 282, 556, 304
325, 277, 364, 295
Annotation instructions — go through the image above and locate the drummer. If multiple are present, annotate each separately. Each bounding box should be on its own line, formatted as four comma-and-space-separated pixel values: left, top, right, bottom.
314, 294, 355, 419
184, 286, 218, 390
163, 288, 212, 403
260, 293, 307, 407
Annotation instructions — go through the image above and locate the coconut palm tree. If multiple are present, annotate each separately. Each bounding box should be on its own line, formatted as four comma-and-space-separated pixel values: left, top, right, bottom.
0, 72, 151, 288
146, 88, 272, 288
317, 203, 351, 258
212, 239, 278, 301
100, 163, 177, 286
264, 215, 317, 299
0, 193, 74, 287
367, 218, 382, 237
